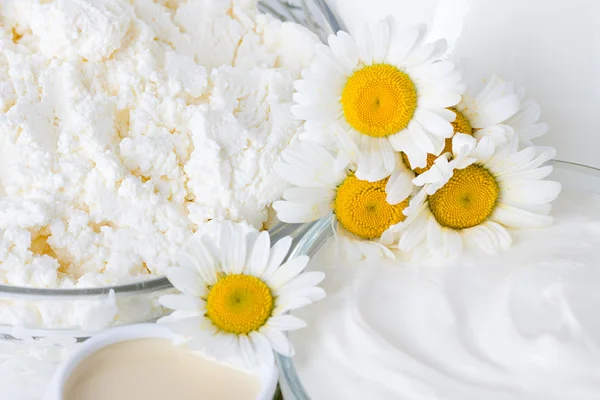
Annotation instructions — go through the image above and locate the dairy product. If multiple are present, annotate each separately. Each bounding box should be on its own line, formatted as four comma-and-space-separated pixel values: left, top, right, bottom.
292, 185, 600, 399
0, 0, 319, 288
63, 339, 261, 400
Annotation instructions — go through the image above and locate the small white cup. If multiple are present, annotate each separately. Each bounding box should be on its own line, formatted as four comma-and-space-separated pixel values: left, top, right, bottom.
45, 324, 278, 400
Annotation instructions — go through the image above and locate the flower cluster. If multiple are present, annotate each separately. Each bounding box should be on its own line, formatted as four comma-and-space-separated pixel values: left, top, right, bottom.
159, 15, 562, 371
275, 16, 561, 261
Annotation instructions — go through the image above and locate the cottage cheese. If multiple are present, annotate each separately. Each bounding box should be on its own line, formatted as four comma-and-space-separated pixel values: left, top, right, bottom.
0, 0, 319, 288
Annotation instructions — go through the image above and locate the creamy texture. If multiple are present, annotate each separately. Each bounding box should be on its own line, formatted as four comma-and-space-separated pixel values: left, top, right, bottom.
64, 339, 261, 400
293, 186, 600, 399
0, 0, 319, 288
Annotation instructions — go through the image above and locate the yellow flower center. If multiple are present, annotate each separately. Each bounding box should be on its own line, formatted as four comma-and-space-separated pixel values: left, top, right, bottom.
341, 64, 417, 138
403, 108, 473, 174
428, 164, 499, 229
205, 274, 274, 335
334, 175, 409, 240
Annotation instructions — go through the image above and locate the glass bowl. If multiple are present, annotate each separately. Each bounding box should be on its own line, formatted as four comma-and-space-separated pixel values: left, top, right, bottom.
0, 1, 341, 399
277, 160, 600, 400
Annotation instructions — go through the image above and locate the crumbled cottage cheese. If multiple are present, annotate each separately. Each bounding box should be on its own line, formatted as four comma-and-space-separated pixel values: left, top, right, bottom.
0, 0, 319, 288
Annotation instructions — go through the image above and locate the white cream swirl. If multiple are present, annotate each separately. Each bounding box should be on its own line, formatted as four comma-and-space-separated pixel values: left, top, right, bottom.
292, 186, 600, 399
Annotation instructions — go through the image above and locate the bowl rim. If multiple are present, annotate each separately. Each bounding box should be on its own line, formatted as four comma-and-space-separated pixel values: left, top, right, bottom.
0, 222, 316, 299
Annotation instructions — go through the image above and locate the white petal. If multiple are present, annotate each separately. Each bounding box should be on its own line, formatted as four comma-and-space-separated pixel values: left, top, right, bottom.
237, 335, 257, 368
498, 166, 553, 182
472, 94, 520, 128
452, 133, 477, 159
443, 228, 463, 259
280, 286, 327, 303
426, 217, 443, 252
275, 288, 326, 314
160, 315, 204, 334
267, 315, 307, 331
491, 204, 554, 229
275, 296, 315, 314
413, 154, 454, 194
355, 137, 397, 181
165, 267, 205, 296
397, 213, 428, 252
157, 310, 202, 325
159, 294, 204, 312
220, 222, 246, 275
272, 200, 332, 223
249, 331, 275, 367
332, 124, 360, 164
471, 135, 496, 164
461, 225, 499, 254
408, 119, 436, 154
328, 31, 359, 72
262, 327, 294, 357
385, 168, 414, 205
372, 17, 392, 63
314, 42, 347, 75
501, 180, 562, 205
267, 256, 310, 289
404, 38, 446, 67
276, 271, 325, 294
518, 123, 548, 143
388, 128, 411, 151
469, 75, 519, 128
275, 142, 343, 188
394, 128, 428, 169
247, 231, 271, 277
354, 23, 374, 64
486, 221, 513, 248
283, 187, 336, 204
414, 108, 454, 138
180, 237, 219, 285
262, 237, 292, 280
475, 125, 514, 147
210, 333, 238, 362
386, 23, 422, 65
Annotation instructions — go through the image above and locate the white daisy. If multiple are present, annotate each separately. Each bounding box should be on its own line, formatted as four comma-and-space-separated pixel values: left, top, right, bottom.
157, 221, 325, 369
292, 16, 464, 181
395, 133, 561, 260
402, 75, 548, 177
458, 74, 548, 147
272, 141, 414, 258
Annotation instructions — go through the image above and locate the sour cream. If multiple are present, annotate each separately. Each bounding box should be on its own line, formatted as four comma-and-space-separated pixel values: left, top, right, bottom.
293, 183, 600, 399
46, 324, 278, 400
63, 338, 261, 400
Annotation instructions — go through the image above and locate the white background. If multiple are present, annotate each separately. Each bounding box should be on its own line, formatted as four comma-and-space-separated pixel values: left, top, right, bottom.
327, 0, 600, 170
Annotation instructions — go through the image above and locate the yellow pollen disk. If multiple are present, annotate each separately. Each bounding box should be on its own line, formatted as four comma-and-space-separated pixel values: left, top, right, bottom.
334, 175, 409, 240
341, 64, 417, 138
402, 108, 474, 175
205, 274, 274, 335
428, 164, 499, 230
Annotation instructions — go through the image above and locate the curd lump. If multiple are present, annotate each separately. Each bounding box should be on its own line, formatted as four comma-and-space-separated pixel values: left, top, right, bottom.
0, 0, 318, 288
293, 185, 600, 399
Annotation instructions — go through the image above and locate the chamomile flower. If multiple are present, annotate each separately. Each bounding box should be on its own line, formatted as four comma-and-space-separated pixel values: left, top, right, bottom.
272, 141, 414, 257
458, 75, 548, 147
293, 16, 464, 181
395, 133, 561, 259
402, 75, 547, 176
158, 221, 325, 368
